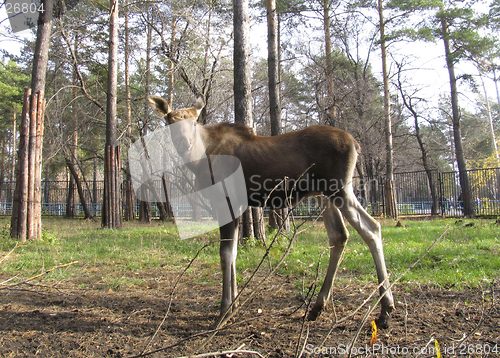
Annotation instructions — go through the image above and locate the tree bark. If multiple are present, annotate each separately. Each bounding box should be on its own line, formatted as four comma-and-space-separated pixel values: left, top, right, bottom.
323, 0, 336, 126
267, 0, 281, 137
233, 0, 253, 127
102, 0, 122, 229
66, 129, 78, 218
30, 0, 53, 95
440, 15, 474, 217
11, 0, 53, 240
168, 18, 178, 109
234, 0, 257, 240
139, 13, 153, 224
123, 6, 135, 221
10, 110, 16, 203
10, 89, 31, 240
378, 0, 398, 219
267, 0, 288, 232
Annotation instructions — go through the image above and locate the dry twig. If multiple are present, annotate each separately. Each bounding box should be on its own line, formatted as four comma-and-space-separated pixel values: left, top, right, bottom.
0, 261, 78, 289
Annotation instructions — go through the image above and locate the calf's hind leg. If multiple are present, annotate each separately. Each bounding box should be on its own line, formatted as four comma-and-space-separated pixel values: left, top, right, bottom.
339, 186, 395, 328
308, 204, 349, 321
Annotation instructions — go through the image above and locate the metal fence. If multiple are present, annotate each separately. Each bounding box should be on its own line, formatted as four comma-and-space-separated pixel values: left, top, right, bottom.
355, 168, 500, 217
1, 167, 499, 218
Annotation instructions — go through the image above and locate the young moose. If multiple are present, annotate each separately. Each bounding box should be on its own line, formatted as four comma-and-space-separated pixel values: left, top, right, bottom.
148, 95, 395, 328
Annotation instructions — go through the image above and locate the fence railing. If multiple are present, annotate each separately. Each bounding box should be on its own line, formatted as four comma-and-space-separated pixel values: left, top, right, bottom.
1, 167, 499, 218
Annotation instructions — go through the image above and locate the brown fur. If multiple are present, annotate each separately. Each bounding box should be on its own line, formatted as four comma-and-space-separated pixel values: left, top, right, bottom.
201, 123, 360, 208
147, 95, 395, 329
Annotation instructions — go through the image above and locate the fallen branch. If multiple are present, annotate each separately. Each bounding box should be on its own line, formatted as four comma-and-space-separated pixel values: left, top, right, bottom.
0, 241, 29, 265
0, 261, 78, 289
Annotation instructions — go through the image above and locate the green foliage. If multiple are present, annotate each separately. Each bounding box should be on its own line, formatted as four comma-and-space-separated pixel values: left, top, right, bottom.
386, 0, 440, 11
0, 59, 29, 127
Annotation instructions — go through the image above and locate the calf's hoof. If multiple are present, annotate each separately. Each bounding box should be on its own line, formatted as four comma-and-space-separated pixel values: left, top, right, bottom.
375, 304, 394, 329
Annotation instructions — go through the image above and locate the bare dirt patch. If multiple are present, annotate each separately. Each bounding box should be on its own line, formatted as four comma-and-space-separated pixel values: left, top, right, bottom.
0, 272, 498, 357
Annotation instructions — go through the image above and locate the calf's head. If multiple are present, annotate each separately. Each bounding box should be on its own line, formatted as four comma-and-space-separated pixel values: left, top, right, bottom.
147, 95, 205, 155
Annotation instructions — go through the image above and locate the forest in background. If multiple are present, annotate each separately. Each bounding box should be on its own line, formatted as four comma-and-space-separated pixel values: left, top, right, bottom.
0, 0, 499, 223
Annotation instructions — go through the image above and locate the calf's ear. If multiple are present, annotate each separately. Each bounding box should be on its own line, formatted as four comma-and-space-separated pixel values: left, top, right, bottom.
147, 95, 171, 117
194, 95, 205, 117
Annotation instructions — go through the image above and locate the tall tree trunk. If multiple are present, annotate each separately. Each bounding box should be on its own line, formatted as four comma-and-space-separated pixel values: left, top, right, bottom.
66, 35, 80, 219
93, 156, 98, 217
0, 139, 6, 187
11, 0, 52, 240
413, 118, 438, 216
70, 126, 78, 218
9, 110, 16, 203
268, 0, 280, 138
11, 89, 31, 240
28, 0, 51, 239
440, 15, 474, 217
233, 0, 253, 127
378, 0, 398, 219
323, 0, 336, 126
102, 0, 122, 229
493, 66, 500, 112
139, 14, 153, 224
478, 68, 499, 166
234, 0, 255, 240
168, 18, 177, 109
267, 0, 288, 233
123, 5, 135, 221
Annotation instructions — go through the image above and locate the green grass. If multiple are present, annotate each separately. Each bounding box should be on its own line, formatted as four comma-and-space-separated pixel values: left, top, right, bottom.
1, 217, 499, 292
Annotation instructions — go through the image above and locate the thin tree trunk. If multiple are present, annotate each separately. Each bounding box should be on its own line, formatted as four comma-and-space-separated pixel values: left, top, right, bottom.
168, 19, 177, 109
378, 0, 397, 219
267, 0, 287, 233
66, 170, 74, 217
67, 35, 79, 219
102, 0, 122, 229
478, 69, 499, 166
268, 0, 280, 138
139, 14, 153, 224
323, 0, 336, 126
66, 130, 78, 218
234, 0, 255, 240
440, 15, 473, 217
33, 94, 44, 239
26, 93, 38, 240
93, 156, 98, 217
124, 5, 135, 221
10, 110, 16, 203
11, 89, 30, 239
162, 174, 173, 219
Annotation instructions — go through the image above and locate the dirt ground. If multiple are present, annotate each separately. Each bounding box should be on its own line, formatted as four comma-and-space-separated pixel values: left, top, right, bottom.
0, 269, 499, 358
